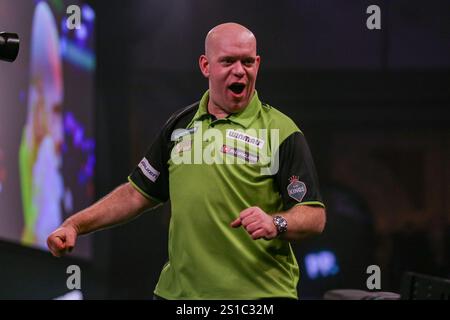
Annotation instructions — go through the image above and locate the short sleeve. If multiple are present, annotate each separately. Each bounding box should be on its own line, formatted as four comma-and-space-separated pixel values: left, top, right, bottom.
128, 129, 170, 203
274, 131, 325, 210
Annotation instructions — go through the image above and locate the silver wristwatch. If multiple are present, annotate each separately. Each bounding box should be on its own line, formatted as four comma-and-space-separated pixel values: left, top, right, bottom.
273, 215, 288, 235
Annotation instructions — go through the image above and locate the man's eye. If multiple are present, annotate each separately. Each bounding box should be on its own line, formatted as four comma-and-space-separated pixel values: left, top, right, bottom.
243, 60, 254, 66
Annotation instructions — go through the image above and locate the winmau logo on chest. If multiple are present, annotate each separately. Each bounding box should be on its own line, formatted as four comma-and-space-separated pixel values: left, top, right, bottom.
226, 129, 265, 149
287, 175, 306, 202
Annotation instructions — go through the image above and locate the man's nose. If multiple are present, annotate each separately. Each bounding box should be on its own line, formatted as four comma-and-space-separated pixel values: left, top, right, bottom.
232, 61, 245, 77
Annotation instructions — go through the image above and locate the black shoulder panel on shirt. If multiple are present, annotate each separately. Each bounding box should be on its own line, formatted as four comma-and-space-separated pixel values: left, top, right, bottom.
128, 101, 200, 203
161, 101, 200, 138
274, 131, 324, 210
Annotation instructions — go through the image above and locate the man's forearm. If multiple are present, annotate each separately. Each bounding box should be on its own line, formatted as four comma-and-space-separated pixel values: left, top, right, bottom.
278, 205, 326, 241
62, 182, 156, 235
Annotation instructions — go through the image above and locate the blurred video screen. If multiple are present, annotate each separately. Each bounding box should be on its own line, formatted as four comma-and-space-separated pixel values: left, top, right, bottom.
0, 0, 95, 259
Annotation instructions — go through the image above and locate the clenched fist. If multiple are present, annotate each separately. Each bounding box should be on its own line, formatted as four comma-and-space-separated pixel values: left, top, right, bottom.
230, 206, 278, 240
47, 225, 78, 257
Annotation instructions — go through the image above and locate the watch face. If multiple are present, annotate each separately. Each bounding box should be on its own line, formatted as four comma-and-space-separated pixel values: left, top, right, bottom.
274, 216, 287, 234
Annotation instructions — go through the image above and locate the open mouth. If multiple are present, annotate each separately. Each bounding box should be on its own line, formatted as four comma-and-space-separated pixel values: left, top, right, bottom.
228, 83, 246, 95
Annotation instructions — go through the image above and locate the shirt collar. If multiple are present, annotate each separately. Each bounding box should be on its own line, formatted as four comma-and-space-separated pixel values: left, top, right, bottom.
191, 90, 262, 129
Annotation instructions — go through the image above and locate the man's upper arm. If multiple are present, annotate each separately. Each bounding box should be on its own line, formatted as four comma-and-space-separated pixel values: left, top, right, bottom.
275, 131, 325, 210
128, 127, 171, 204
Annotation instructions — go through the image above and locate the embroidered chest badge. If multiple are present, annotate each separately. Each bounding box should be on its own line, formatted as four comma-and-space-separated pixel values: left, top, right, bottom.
287, 175, 307, 202
174, 139, 192, 153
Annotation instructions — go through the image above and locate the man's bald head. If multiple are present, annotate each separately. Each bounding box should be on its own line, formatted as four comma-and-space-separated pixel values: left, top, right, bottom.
199, 22, 260, 116
205, 23, 257, 57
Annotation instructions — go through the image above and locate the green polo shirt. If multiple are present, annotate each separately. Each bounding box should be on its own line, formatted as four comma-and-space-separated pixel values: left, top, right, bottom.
129, 90, 324, 299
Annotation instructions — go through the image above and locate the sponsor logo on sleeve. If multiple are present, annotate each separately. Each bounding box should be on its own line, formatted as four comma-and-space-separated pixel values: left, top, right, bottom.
138, 158, 160, 182
226, 129, 265, 149
287, 175, 307, 202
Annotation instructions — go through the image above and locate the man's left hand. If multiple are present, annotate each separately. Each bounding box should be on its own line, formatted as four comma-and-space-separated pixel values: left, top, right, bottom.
230, 206, 278, 240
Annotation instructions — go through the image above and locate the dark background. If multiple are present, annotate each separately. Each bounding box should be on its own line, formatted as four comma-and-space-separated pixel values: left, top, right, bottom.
1, 0, 449, 299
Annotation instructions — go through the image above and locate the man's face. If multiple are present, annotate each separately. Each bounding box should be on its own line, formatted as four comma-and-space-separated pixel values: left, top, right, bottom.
200, 33, 260, 114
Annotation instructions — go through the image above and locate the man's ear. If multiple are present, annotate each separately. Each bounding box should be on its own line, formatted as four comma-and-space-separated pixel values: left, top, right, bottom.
199, 55, 209, 78
255, 55, 261, 73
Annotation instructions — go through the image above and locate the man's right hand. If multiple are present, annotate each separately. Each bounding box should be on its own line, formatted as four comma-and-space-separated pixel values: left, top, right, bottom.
47, 225, 78, 257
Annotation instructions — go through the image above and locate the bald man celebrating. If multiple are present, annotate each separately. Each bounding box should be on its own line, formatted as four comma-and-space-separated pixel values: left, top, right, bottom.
47, 23, 326, 300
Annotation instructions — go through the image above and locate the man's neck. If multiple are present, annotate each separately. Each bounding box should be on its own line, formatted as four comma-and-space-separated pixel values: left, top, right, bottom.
207, 101, 231, 119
